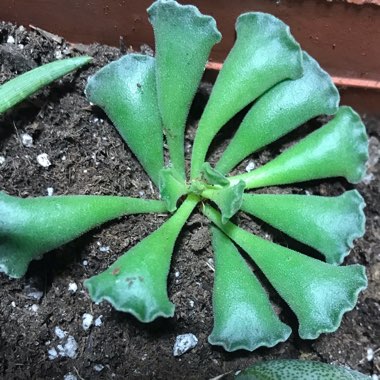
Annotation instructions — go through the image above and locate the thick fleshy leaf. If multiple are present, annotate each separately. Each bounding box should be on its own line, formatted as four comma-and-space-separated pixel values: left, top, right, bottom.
0, 56, 92, 114
159, 167, 189, 212
191, 12, 303, 178
201, 163, 229, 187
85, 54, 164, 186
202, 181, 245, 223
148, 0, 221, 178
230, 106, 369, 189
235, 360, 370, 380
241, 190, 366, 265
216, 51, 340, 174
0, 192, 167, 279
203, 205, 367, 339
209, 227, 291, 352
84, 194, 199, 322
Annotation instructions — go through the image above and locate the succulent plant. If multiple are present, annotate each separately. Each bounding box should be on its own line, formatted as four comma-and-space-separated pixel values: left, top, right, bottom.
0, 0, 369, 352
235, 359, 370, 379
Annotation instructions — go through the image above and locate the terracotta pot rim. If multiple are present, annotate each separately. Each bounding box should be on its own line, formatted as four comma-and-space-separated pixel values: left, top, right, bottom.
206, 62, 380, 91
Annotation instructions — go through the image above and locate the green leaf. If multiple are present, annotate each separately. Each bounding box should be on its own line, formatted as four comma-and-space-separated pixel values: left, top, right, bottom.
241, 190, 366, 265
191, 12, 303, 178
148, 0, 221, 178
230, 106, 369, 189
203, 205, 367, 340
0, 56, 92, 114
216, 51, 339, 174
209, 227, 291, 352
159, 167, 189, 212
0, 192, 166, 279
201, 163, 229, 186
202, 181, 245, 223
84, 194, 199, 322
85, 54, 164, 186
235, 359, 370, 380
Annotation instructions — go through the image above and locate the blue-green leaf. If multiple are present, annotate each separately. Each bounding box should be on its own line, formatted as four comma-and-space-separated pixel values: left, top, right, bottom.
241, 190, 366, 265
230, 107, 369, 189
191, 12, 303, 178
148, 0, 221, 178
85, 54, 164, 186
0, 192, 166, 279
209, 227, 291, 351
84, 195, 199, 322
216, 51, 339, 174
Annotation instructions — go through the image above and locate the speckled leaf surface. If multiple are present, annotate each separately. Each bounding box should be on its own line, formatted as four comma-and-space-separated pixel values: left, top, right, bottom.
203, 205, 367, 340
85, 54, 164, 186
235, 359, 370, 380
148, 0, 221, 178
231, 106, 368, 189
191, 12, 303, 178
209, 227, 291, 352
216, 52, 339, 174
241, 190, 366, 265
84, 195, 198, 322
0, 192, 166, 278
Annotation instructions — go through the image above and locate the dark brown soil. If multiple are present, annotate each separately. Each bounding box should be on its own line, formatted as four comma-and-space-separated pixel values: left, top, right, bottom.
0, 22, 379, 380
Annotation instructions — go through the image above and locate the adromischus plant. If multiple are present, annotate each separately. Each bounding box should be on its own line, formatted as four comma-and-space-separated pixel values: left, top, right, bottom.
235, 360, 369, 379
0, 0, 369, 352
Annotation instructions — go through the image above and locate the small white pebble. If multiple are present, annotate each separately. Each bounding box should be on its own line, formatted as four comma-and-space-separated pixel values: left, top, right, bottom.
26, 289, 43, 301
47, 187, 54, 196
82, 313, 93, 330
7, 35, 15, 44
94, 315, 103, 327
18, 44, 24, 50
245, 161, 256, 172
83, 169, 88, 173
54, 50, 63, 59
82, 260, 88, 266
0, 156, 5, 165
61, 155, 66, 161
54, 326, 67, 340
48, 347, 58, 360
139, 190, 145, 197
367, 348, 374, 361
11, 301, 16, 307
30, 304, 39, 312
94, 364, 104, 372
57, 335, 78, 358
173, 333, 198, 357
305, 190, 312, 196
362, 173, 375, 185
37, 153, 51, 168
189, 300, 194, 308
63, 373, 77, 380
99, 245, 110, 253
68, 282, 78, 293
175, 271, 180, 278
21, 133, 33, 147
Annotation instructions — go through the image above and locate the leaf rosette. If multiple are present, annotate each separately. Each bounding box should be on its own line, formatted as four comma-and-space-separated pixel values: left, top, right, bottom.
0, 0, 369, 352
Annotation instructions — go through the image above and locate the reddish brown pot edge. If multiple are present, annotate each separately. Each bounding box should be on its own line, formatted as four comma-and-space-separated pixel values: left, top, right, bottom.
1, 0, 379, 114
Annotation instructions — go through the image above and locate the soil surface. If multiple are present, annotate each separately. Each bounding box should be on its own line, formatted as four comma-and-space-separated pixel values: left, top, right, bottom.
0, 22, 379, 380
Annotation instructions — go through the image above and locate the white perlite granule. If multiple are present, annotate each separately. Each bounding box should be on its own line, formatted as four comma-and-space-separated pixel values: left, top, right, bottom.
173, 333, 198, 357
